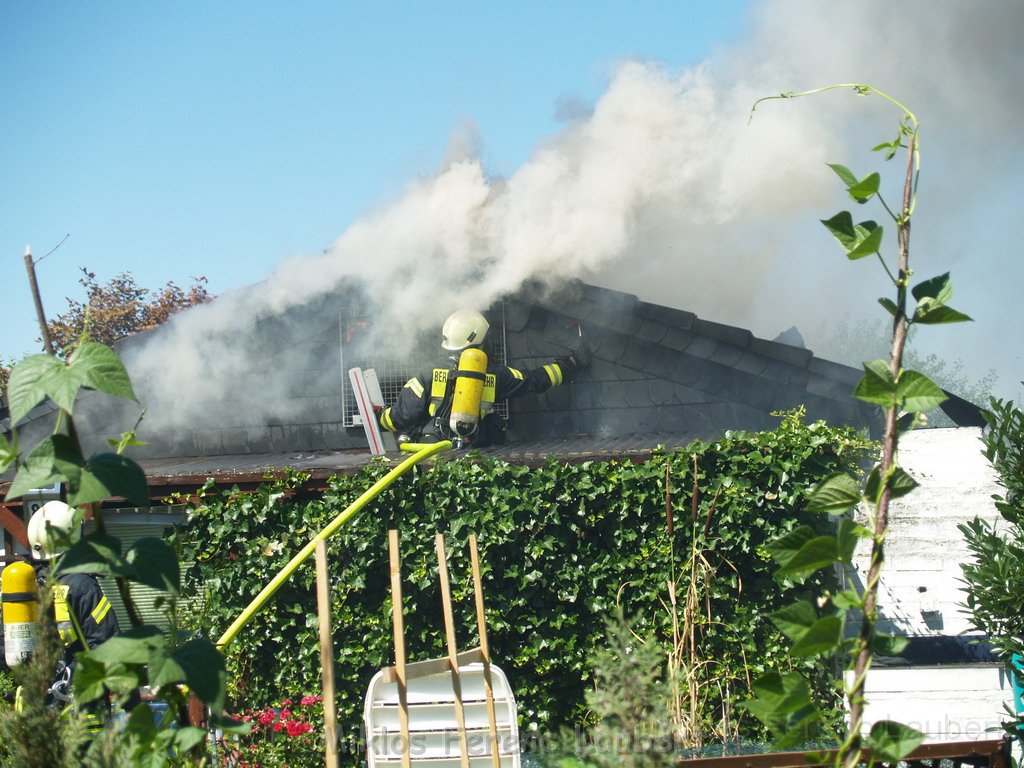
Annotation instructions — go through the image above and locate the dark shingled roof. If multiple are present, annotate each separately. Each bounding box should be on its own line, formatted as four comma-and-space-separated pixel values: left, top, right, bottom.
1, 279, 983, 504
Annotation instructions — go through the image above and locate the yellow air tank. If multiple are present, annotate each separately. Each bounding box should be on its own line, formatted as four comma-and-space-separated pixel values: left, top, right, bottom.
2, 561, 38, 667
449, 347, 488, 441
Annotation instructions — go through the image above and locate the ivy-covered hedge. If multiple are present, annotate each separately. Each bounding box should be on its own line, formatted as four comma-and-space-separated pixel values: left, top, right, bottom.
172, 411, 870, 742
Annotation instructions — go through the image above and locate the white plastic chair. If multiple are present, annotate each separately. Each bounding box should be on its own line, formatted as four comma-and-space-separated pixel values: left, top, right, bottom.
364, 655, 521, 768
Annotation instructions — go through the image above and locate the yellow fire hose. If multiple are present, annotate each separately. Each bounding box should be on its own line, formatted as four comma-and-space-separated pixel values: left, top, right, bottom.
215, 440, 452, 649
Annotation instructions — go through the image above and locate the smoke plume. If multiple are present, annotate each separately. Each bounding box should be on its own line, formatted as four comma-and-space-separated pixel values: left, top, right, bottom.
126, 0, 1024, 432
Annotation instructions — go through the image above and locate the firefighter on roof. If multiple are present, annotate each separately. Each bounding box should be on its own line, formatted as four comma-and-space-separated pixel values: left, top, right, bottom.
378, 308, 590, 447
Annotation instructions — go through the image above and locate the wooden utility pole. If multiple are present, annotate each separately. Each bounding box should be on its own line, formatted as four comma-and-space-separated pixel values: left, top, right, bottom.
22, 246, 55, 356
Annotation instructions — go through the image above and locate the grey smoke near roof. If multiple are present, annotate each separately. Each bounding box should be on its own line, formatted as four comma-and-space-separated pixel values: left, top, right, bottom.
120, 0, 1023, 433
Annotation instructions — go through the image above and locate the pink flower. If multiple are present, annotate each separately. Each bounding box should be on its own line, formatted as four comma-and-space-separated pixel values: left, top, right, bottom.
280, 709, 292, 719
280, 698, 293, 707
272, 720, 285, 733
300, 695, 322, 707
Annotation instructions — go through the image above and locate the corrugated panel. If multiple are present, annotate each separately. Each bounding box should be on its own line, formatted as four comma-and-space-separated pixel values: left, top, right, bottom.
84, 511, 185, 631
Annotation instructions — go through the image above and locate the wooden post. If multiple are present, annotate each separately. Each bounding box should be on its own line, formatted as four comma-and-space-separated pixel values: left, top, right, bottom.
315, 540, 340, 768
388, 530, 412, 768
22, 247, 55, 356
470, 534, 502, 768
435, 533, 471, 768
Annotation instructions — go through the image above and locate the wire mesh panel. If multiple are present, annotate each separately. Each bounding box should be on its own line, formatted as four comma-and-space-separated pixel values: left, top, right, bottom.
340, 310, 508, 428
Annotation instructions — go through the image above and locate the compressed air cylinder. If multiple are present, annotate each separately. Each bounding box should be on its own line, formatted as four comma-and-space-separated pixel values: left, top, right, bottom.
2, 561, 39, 667
449, 347, 488, 439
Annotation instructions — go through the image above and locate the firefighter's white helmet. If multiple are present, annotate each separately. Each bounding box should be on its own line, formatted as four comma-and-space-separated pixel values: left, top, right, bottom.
27, 500, 82, 560
441, 309, 489, 351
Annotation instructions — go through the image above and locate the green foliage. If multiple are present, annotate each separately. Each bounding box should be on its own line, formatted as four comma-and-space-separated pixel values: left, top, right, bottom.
1, 342, 233, 765
172, 409, 871, 745
960, 396, 1024, 662
746, 85, 971, 766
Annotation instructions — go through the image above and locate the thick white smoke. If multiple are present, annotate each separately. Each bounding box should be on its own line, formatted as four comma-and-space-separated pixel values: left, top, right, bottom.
127, 0, 1024, 431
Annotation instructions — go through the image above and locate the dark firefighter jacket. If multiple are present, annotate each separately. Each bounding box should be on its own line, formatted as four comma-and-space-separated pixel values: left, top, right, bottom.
379, 354, 578, 447
37, 567, 120, 656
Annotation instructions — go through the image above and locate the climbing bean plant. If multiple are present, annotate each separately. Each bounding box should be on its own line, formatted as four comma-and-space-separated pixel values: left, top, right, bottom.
746, 85, 972, 767
172, 410, 871, 749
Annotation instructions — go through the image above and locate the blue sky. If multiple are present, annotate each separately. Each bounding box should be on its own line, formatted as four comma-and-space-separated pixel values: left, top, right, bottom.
2, 2, 1022, 401
1, 2, 746, 350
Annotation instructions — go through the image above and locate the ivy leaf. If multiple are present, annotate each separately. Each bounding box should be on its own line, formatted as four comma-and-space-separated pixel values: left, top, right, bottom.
867, 720, 925, 763
897, 370, 947, 413
854, 360, 897, 407
6, 354, 62, 425
806, 472, 862, 514
127, 538, 180, 595
69, 342, 138, 402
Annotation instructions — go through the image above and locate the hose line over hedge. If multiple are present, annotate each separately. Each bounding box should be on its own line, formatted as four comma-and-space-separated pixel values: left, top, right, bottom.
215, 440, 452, 649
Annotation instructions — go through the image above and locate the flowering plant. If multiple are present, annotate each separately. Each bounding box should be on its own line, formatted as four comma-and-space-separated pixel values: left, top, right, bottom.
231, 694, 325, 767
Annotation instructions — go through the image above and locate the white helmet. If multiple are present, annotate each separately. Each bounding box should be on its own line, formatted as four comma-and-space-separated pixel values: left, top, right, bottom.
441, 309, 489, 351
27, 500, 82, 560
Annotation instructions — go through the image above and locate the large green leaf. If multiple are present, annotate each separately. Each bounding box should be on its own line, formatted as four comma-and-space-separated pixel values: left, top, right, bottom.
821, 211, 857, 249
897, 370, 947, 412
767, 526, 839, 581
836, 517, 869, 563
806, 472, 862, 514
58, 531, 135, 578
769, 600, 817, 642
911, 272, 953, 304
36, 360, 88, 414
69, 342, 137, 402
88, 626, 165, 665
70, 453, 150, 507
127, 538, 180, 595
4, 434, 83, 501
867, 720, 925, 763
790, 615, 843, 658
0, 433, 16, 475
742, 672, 821, 748
155, 638, 227, 713
913, 299, 973, 325
846, 171, 881, 203
871, 633, 910, 656
6, 354, 62, 425
846, 222, 884, 259
854, 359, 897, 407
827, 164, 858, 187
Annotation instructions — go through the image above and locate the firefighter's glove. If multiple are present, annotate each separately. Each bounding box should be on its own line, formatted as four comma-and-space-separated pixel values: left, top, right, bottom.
569, 341, 592, 372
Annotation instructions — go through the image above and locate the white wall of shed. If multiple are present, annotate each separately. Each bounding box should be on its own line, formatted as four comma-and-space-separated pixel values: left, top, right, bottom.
848, 427, 1001, 636
855, 664, 1013, 743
